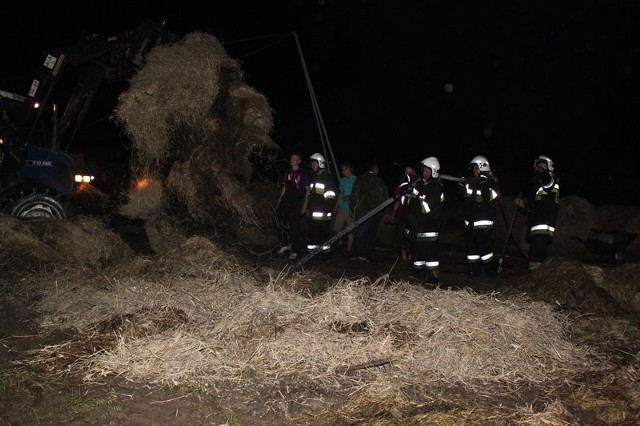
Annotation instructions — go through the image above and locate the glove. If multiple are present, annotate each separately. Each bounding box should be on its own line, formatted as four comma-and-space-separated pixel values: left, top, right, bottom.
397, 183, 413, 198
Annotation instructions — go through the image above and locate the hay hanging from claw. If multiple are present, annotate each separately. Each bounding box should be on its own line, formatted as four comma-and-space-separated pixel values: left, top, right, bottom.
116, 31, 278, 225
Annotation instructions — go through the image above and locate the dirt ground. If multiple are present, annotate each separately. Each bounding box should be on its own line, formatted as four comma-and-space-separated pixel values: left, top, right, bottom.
1, 214, 639, 425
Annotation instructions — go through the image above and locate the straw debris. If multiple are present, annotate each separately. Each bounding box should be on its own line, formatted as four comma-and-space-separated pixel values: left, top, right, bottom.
40, 276, 603, 418
0, 214, 132, 277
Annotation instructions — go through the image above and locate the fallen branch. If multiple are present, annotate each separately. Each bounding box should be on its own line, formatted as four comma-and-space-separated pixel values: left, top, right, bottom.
336, 358, 393, 374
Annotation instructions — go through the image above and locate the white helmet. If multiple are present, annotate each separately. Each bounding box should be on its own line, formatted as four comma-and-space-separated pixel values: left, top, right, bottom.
470, 155, 491, 172
310, 152, 326, 169
420, 156, 440, 178
534, 155, 554, 172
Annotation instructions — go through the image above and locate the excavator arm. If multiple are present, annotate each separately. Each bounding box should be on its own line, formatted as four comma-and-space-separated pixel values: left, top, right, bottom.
0, 19, 175, 219
23, 19, 172, 151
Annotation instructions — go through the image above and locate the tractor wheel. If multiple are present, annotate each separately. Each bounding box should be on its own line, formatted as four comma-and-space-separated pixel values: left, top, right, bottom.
9, 190, 68, 219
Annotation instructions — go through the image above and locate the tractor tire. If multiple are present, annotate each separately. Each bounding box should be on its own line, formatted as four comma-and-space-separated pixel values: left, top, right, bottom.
9, 190, 68, 219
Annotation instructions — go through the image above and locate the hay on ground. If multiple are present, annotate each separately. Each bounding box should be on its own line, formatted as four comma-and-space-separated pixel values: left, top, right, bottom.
36, 236, 256, 331
60, 279, 605, 418
0, 214, 132, 276
583, 263, 640, 317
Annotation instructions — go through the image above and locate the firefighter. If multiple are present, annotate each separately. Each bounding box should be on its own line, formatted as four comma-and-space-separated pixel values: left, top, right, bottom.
461, 155, 500, 276
303, 153, 337, 259
400, 156, 444, 284
515, 155, 560, 272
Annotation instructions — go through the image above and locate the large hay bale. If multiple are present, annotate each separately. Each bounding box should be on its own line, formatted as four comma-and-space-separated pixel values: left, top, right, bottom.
116, 31, 278, 227
596, 204, 640, 231
498, 196, 601, 258
551, 195, 599, 256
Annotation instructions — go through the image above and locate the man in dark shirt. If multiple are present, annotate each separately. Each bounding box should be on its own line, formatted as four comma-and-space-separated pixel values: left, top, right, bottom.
275, 152, 310, 260
349, 161, 389, 262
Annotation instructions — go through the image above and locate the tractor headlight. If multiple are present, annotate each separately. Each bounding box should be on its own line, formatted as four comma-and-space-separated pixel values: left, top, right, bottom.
74, 174, 94, 183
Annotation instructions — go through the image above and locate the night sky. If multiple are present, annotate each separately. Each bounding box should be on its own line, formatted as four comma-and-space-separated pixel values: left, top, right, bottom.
2, 1, 639, 205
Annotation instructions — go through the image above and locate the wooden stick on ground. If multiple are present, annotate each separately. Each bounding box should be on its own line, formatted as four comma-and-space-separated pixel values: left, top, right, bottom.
336, 358, 393, 374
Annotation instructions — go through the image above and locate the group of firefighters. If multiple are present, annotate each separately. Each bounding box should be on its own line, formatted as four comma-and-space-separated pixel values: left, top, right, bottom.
275, 152, 560, 284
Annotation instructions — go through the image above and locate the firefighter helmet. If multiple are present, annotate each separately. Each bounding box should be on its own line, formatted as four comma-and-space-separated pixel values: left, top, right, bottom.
310, 152, 326, 169
420, 156, 440, 178
534, 155, 554, 172
470, 155, 491, 172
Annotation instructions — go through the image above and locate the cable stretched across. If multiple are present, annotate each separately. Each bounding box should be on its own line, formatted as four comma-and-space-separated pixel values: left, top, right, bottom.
292, 32, 339, 178
223, 31, 339, 178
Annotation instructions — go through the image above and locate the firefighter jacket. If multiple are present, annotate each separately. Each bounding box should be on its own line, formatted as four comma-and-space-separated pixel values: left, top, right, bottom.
462, 174, 499, 230
525, 170, 560, 239
308, 171, 337, 220
401, 177, 444, 237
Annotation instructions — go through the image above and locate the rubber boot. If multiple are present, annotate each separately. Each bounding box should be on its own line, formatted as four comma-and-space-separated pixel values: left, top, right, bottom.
483, 260, 497, 277
411, 268, 426, 279
426, 270, 440, 284
467, 263, 481, 276
528, 261, 541, 272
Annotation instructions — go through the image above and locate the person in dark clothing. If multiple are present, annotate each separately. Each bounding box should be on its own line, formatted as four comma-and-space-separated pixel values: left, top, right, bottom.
304, 152, 337, 259
349, 161, 389, 262
275, 152, 310, 260
515, 155, 560, 272
400, 156, 444, 284
461, 156, 500, 276
385, 165, 415, 264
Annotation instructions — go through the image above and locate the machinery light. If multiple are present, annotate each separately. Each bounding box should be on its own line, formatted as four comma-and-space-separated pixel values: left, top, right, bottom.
74, 174, 94, 183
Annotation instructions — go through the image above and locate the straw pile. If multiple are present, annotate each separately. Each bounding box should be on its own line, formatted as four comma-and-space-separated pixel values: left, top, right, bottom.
36, 236, 255, 331
583, 262, 640, 317
513, 258, 625, 315
15, 230, 633, 423
33, 260, 604, 419
0, 214, 132, 277
115, 31, 279, 242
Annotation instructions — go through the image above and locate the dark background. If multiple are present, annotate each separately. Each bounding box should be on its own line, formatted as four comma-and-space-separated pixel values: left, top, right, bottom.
2, 1, 639, 205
